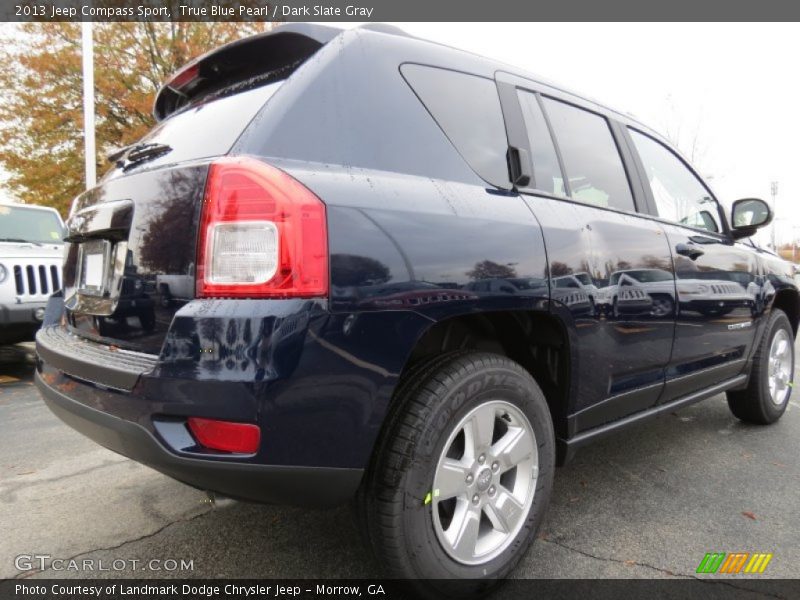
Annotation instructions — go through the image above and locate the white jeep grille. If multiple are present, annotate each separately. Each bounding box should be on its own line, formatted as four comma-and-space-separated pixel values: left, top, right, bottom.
12, 262, 61, 297
710, 283, 740, 295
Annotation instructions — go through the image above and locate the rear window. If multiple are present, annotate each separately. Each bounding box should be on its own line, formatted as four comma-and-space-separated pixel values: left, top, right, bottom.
107, 81, 283, 176
0, 205, 64, 243
401, 64, 509, 187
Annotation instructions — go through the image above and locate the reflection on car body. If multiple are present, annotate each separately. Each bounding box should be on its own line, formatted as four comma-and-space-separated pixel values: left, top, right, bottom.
357, 280, 478, 310
550, 275, 594, 316
676, 272, 756, 318
571, 271, 599, 301
597, 269, 673, 318
93, 250, 156, 336
156, 273, 194, 308
464, 277, 546, 296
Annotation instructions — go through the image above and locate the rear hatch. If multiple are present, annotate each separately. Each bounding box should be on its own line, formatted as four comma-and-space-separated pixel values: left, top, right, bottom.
62, 25, 338, 355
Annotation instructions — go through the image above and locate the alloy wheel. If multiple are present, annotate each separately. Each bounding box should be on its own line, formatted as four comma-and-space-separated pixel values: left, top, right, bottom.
431, 400, 538, 565
768, 328, 793, 406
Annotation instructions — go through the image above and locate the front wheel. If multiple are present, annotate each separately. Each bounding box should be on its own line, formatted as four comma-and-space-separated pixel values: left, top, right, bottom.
650, 295, 674, 318
357, 352, 554, 598
727, 309, 794, 424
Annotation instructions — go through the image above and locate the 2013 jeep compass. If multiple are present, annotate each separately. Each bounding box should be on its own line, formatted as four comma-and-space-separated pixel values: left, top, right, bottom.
35, 24, 798, 595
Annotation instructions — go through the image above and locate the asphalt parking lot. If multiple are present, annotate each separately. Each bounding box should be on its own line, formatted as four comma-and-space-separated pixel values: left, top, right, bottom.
1, 341, 799, 585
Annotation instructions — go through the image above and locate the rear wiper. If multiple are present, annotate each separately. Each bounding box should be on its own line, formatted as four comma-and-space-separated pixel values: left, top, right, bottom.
0, 237, 41, 246
107, 142, 173, 170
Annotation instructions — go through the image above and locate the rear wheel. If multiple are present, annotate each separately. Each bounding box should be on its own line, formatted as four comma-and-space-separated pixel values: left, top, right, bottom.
727, 310, 794, 424
431, 399, 538, 565
357, 352, 554, 598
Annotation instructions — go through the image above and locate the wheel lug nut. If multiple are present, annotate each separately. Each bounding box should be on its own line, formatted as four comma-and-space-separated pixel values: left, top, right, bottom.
466, 473, 474, 484
472, 494, 480, 505
491, 461, 499, 471
478, 454, 486, 464
488, 485, 496, 496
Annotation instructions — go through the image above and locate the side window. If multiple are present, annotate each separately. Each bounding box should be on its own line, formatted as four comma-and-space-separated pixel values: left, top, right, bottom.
629, 129, 721, 233
517, 90, 565, 195
401, 64, 509, 187
541, 97, 635, 212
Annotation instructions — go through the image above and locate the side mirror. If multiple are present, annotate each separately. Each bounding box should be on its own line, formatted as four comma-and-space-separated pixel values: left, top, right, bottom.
730, 198, 772, 240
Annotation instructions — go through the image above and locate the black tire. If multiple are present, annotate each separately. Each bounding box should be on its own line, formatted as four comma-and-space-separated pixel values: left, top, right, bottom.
351, 350, 469, 550
357, 352, 555, 598
651, 295, 674, 318
727, 309, 794, 424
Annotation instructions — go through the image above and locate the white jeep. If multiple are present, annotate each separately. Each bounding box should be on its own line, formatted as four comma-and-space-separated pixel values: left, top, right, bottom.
0, 203, 64, 344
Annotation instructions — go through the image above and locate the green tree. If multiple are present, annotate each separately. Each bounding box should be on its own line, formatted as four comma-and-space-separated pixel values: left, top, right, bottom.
0, 21, 270, 215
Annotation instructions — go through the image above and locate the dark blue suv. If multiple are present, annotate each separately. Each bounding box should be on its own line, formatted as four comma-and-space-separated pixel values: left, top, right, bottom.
35, 24, 797, 595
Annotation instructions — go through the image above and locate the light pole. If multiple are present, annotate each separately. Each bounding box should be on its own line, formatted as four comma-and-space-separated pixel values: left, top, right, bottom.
770, 181, 778, 251
81, 21, 96, 190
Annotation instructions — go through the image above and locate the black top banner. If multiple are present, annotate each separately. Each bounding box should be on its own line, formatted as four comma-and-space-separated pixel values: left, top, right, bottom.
3, 0, 800, 22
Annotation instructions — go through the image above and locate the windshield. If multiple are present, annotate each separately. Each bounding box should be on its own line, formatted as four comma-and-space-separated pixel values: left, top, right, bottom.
0, 205, 64, 243
554, 277, 580, 288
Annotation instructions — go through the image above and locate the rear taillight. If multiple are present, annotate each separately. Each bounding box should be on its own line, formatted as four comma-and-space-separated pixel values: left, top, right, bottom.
196, 157, 328, 298
187, 417, 261, 454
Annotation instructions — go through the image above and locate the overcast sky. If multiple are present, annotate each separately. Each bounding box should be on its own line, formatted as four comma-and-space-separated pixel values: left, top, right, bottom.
2, 22, 797, 246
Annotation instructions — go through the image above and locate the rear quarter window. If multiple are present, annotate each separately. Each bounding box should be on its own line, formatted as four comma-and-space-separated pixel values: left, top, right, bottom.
401, 64, 509, 187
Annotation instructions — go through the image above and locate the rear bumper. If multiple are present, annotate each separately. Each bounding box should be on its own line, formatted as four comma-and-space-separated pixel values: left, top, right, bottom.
34, 296, 433, 505
35, 369, 363, 506
36, 324, 156, 391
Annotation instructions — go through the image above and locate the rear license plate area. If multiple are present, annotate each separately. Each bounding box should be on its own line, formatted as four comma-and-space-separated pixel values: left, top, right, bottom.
77, 239, 111, 296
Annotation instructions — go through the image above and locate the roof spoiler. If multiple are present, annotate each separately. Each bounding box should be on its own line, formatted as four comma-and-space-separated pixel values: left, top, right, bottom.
153, 23, 343, 121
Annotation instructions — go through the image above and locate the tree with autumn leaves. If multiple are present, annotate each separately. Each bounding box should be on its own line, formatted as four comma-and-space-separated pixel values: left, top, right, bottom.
0, 22, 270, 215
